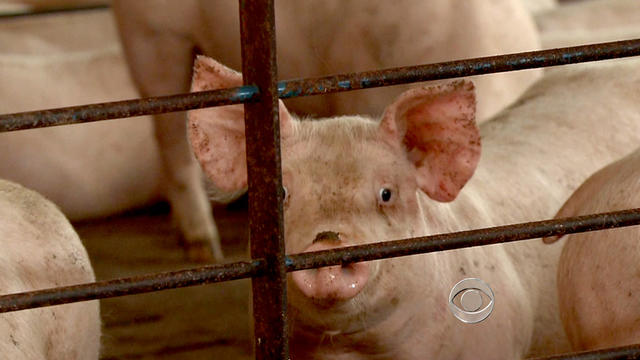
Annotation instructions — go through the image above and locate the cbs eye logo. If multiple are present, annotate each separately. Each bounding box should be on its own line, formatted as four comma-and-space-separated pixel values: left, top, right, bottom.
448, 278, 495, 324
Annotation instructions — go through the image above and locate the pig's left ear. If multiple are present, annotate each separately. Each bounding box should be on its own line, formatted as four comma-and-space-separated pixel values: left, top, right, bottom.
378, 80, 480, 202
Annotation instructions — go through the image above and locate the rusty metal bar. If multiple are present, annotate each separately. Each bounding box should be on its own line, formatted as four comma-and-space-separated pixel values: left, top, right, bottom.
0, 86, 257, 132
0, 260, 262, 314
0, 4, 110, 19
238, 0, 289, 359
2, 38, 640, 133
287, 207, 640, 271
276, 38, 640, 99
0, 208, 638, 314
530, 344, 640, 359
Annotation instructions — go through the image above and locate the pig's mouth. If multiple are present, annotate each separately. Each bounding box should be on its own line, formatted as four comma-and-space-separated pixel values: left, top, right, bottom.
288, 231, 375, 312
291, 261, 370, 305
288, 256, 402, 337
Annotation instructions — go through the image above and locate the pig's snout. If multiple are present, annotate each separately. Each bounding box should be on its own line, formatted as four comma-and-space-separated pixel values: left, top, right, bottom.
292, 232, 369, 301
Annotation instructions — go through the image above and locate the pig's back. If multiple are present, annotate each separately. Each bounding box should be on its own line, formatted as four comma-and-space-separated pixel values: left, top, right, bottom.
157, 0, 542, 121
441, 59, 640, 356
475, 59, 640, 226
556, 149, 640, 350
0, 179, 101, 359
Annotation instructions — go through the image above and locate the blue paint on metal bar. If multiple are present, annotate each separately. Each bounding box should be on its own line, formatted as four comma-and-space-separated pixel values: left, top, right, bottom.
2, 38, 640, 133
235, 85, 260, 101
563, 51, 585, 61
338, 80, 352, 89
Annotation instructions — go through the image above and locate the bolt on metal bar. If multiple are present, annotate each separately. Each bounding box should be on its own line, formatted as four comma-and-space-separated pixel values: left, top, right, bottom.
238, 0, 289, 359
1, 39, 640, 133
530, 344, 640, 359
0, 208, 638, 315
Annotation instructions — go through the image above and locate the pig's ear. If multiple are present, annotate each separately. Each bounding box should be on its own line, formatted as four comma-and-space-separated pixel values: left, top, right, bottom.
187, 55, 293, 192
378, 80, 480, 202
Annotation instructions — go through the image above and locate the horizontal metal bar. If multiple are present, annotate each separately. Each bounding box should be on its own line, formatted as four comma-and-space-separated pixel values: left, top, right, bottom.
1, 39, 640, 132
530, 344, 640, 359
0, 4, 110, 19
0, 208, 638, 314
0, 260, 263, 314
277, 38, 640, 99
287, 207, 640, 272
0, 86, 258, 132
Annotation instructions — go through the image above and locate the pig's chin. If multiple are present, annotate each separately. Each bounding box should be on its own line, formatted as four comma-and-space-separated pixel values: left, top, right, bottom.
287, 262, 397, 333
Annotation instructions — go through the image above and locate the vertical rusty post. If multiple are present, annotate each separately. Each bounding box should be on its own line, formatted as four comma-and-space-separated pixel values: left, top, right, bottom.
239, 1, 289, 359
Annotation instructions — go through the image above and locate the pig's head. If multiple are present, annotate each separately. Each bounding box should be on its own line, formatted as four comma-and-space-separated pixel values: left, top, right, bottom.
188, 55, 480, 333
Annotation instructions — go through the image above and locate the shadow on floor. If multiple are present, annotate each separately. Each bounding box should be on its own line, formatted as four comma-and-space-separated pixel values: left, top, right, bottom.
74, 196, 253, 360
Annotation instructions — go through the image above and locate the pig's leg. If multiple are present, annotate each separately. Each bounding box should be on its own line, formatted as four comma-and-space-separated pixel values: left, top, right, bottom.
117, 31, 222, 262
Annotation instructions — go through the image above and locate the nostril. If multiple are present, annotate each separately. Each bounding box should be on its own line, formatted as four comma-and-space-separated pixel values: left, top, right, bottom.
313, 231, 341, 244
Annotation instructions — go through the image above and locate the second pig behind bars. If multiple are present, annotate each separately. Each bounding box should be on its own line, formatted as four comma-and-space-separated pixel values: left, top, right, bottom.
186, 53, 640, 358
0, 179, 101, 359
543, 148, 640, 352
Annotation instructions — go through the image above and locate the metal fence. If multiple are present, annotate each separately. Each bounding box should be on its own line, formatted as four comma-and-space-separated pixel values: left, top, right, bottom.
1, 1, 640, 359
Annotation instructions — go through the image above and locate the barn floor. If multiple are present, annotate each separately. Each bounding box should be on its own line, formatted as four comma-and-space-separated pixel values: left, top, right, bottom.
73, 197, 254, 360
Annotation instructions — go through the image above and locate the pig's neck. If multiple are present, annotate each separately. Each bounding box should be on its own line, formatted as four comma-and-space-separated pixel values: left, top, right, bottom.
290, 253, 451, 358
408, 95, 640, 358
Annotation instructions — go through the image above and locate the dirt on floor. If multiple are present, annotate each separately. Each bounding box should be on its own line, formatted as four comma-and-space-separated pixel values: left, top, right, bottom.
73, 197, 254, 360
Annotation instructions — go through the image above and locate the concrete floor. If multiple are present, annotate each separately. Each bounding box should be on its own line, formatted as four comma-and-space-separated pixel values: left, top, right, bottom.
74, 198, 254, 360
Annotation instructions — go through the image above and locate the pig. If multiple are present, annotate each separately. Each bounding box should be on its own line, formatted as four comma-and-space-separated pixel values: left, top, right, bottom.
522, 0, 557, 15
0, 47, 163, 222
0, 0, 108, 13
0, 9, 222, 262
186, 55, 640, 359
0, 178, 101, 359
535, 0, 640, 49
111, 0, 544, 262
542, 149, 640, 352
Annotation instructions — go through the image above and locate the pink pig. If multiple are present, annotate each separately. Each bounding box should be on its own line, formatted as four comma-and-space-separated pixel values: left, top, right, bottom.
187, 56, 640, 359
112, 0, 543, 262
543, 149, 640, 352
0, 179, 101, 359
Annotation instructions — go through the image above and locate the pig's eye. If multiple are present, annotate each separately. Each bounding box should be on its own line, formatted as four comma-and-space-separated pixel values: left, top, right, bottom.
282, 185, 289, 205
379, 188, 392, 203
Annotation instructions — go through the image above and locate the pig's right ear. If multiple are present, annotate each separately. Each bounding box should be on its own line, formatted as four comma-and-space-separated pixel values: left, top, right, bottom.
378, 80, 481, 202
187, 55, 293, 193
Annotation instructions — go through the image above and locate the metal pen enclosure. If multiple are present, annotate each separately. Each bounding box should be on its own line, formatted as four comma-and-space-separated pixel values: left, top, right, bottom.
1, 1, 640, 359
